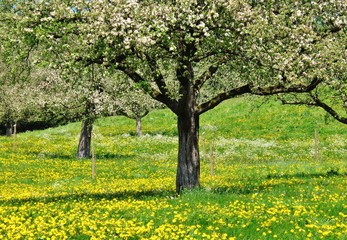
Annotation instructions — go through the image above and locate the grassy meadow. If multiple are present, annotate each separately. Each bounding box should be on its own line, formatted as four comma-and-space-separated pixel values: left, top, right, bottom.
1, 96, 347, 239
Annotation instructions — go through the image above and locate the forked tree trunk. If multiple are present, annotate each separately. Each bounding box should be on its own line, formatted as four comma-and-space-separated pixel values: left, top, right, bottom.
77, 119, 93, 158
176, 111, 200, 193
136, 116, 142, 137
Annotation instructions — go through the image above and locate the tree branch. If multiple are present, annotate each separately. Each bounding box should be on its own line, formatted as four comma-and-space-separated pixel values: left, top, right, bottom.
194, 64, 218, 90
282, 95, 347, 124
197, 84, 252, 115
197, 76, 322, 115
144, 53, 170, 99
251, 76, 322, 95
116, 64, 178, 114
77, 54, 180, 113
311, 98, 347, 124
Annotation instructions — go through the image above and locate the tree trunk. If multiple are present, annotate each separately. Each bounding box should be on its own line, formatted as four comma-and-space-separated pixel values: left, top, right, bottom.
176, 111, 200, 193
5, 123, 12, 137
136, 116, 142, 137
77, 119, 93, 158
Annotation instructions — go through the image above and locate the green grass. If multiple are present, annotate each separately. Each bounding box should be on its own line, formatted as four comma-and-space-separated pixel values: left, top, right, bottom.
0, 96, 347, 239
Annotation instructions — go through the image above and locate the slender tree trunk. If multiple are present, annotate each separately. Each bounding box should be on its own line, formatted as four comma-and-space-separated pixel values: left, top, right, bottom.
77, 119, 94, 158
135, 116, 142, 137
176, 110, 200, 193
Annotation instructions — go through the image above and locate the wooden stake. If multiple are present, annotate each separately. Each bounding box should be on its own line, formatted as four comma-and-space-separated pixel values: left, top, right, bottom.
92, 142, 96, 179
203, 138, 207, 160
314, 128, 320, 161
13, 124, 17, 152
209, 141, 215, 176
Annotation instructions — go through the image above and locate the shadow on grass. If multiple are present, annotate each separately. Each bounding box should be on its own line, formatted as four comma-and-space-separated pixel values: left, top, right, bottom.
266, 169, 345, 180
211, 182, 275, 195
25, 152, 136, 161
1, 189, 177, 206
95, 153, 136, 160
211, 170, 345, 195
2, 171, 345, 205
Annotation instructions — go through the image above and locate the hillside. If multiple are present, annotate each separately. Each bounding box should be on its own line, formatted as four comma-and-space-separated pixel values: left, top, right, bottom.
1, 96, 347, 239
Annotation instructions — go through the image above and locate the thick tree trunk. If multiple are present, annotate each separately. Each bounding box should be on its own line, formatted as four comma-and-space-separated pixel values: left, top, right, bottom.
77, 119, 93, 159
176, 111, 200, 193
135, 116, 142, 137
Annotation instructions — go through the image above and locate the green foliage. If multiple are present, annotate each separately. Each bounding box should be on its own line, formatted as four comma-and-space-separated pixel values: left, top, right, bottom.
1, 97, 347, 238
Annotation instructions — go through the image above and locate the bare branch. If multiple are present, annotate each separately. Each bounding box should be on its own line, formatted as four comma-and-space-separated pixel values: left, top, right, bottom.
310, 95, 347, 124
252, 77, 322, 96
197, 76, 322, 115
197, 84, 252, 115
194, 64, 218, 90
116, 64, 178, 114
282, 94, 347, 124
144, 53, 170, 99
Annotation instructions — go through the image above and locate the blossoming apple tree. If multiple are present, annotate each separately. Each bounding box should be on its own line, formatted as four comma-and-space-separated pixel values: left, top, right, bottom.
280, 16, 347, 124
18, 0, 347, 192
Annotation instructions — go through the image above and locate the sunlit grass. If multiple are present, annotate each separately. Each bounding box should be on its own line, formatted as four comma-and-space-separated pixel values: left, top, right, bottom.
1, 97, 347, 239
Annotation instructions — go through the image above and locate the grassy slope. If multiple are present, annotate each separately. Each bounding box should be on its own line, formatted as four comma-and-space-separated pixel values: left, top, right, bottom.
1, 96, 347, 239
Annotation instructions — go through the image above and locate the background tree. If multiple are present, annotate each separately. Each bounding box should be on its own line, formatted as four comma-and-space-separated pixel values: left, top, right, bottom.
33, 65, 162, 157
1, 1, 39, 135
111, 78, 164, 136
34, 65, 122, 158
18, 0, 347, 192
0, 45, 35, 136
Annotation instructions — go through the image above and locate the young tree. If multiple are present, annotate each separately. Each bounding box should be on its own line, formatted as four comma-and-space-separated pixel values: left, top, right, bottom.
18, 0, 347, 192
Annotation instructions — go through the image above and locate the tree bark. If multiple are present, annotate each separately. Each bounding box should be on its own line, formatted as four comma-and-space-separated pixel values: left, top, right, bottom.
135, 116, 142, 137
5, 123, 12, 137
176, 109, 200, 193
77, 119, 93, 158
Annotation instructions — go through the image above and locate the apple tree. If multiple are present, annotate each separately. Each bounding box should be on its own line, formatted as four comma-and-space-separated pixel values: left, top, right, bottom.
17, 0, 347, 192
